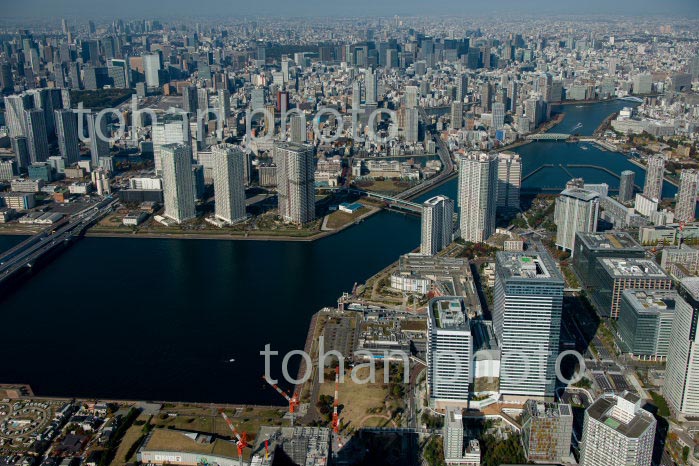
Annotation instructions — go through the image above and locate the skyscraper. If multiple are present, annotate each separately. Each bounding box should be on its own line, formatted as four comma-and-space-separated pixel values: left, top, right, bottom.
643, 154, 666, 200
4, 94, 34, 138
212, 144, 246, 225
153, 114, 191, 175
404, 108, 419, 143
86, 113, 110, 167
143, 53, 161, 89
161, 143, 196, 224
24, 109, 49, 163
676, 169, 699, 223
427, 297, 472, 408
508, 80, 518, 112
665, 277, 699, 417
491, 102, 505, 130
217, 89, 230, 123
54, 109, 80, 165
579, 392, 656, 466
450, 101, 463, 129
494, 250, 564, 399
404, 85, 418, 109
351, 81, 362, 109
496, 151, 521, 212
275, 142, 315, 225
11, 136, 30, 170
480, 82, 492, 111
289, 115, 306, 143
364, 68, 377, 105
455, 74, 468, 103
183, 86, 198, 115
618, 170, 635, 203
420, 195, 454, 256
554, 188, 600, 253
458, 152, 497, 243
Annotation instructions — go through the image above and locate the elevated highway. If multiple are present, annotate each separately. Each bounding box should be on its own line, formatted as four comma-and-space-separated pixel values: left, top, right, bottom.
0, 198, 117, 288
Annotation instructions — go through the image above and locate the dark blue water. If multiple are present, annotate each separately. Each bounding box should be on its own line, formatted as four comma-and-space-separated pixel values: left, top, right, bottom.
0, 100, 666, 403
417, 101, 677, 201
0, 213, 419, 403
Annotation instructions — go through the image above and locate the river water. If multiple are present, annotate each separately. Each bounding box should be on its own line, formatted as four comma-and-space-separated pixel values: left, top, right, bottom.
0, 100, 673, 404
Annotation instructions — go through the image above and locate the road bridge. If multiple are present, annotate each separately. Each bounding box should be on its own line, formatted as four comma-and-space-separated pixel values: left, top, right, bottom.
0, 198, 117, 287
525, 133, 570, 140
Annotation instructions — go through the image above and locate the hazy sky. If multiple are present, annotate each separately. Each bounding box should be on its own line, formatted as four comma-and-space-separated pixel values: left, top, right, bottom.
3, 0, 698, 19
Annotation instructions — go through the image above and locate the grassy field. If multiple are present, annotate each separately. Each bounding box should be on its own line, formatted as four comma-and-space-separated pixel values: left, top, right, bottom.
109, 413, 151, 466
325, 206, 368, 229
360, 180, 412, 195
148, 404, 288, 443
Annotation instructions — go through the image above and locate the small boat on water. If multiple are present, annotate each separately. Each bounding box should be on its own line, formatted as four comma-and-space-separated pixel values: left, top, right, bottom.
571, 122, 583, 131
581, 145, 589, 150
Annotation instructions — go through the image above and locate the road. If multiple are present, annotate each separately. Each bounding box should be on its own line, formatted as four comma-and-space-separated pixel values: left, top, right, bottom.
0, 198, 117, 284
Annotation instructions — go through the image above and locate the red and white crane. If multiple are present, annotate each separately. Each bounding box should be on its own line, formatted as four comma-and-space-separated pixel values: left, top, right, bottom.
262, 376, 299, 426
219, 409, 250, 466
331, 366, 340, 434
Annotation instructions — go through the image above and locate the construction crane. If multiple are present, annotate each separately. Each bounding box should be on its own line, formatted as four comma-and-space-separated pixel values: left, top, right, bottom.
331, 366, 340, 434
219, 409, 250, 466
262, 376, 299, 426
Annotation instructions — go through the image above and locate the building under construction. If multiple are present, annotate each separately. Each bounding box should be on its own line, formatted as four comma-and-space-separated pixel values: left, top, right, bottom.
253, 426, 330, 466
520, 400, 574, 463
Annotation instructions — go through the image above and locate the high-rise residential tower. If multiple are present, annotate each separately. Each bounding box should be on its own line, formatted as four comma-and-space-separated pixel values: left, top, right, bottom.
643, 154, 666, 200
554, 187, 600, 254
161, 143, 196, 224
618, 170, 635, 203
420, 195, 454, 256
458, 152, 497, 243
496, 151, 521, 212
579, 392, 656, 466
275, 142, 315, 225
675, 169, 699, 223
211, 144, 246, 225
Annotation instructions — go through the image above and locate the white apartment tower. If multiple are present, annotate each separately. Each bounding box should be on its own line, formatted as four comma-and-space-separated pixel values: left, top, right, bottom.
458, 152, 497, 243
579, 392, 656, 466
212, 144, 247, 225
275, 142, 315, 224
643, 154, 666, 200
421, 195, 454, 256
675, 169, 699, 223
161, 143, 196, 224
496, 151, 521, 211
554, 188, 600, 254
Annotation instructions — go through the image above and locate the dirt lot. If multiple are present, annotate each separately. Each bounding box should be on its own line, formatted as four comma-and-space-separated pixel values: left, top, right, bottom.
318, 366, 396, 432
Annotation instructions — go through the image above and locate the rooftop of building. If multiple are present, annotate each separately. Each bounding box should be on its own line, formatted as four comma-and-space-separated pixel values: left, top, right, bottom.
576, 231, 644, 252
446, 406, 463, 428
496, 251, 563, 283
559, 187, 600, 202
599, 257, 668, 279
681, 277, 699, 301
429, 297, 469, 331
524, 400, 573, 419
423, 195, 451, 206
622, 289, 678, 315
587, 392, 654, 439
141, 428, 238, 458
